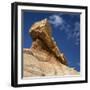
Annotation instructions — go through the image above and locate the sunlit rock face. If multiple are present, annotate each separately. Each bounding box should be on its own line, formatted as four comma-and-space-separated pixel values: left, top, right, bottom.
23, 19, 79, 77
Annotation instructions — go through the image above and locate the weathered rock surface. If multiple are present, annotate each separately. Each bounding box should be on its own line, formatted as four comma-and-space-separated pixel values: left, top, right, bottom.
23, 19, 79, 77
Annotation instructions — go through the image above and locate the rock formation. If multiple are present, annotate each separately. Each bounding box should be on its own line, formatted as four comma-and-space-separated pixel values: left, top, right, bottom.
23, 19, 79, 77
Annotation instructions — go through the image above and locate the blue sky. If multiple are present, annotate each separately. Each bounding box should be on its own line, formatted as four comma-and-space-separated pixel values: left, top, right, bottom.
22, 10, 80, 71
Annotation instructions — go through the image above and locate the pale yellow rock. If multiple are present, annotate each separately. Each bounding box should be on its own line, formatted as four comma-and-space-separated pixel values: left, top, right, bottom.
23, 19, 79, 78
23, 52, 79, 77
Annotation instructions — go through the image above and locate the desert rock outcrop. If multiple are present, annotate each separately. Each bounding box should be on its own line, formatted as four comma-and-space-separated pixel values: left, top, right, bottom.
23, 19, 79, 77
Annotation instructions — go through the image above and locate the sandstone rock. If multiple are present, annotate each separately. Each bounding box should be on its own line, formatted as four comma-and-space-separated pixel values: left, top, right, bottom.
29, 18, 67, 65
23, 19, 79, 78
23, 52, 79, 77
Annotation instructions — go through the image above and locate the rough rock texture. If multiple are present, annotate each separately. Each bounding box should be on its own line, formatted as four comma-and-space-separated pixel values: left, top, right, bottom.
23, 19, 79, 77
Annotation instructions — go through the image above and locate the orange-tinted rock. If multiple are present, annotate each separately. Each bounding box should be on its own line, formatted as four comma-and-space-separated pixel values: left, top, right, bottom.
29, 19, 67, 65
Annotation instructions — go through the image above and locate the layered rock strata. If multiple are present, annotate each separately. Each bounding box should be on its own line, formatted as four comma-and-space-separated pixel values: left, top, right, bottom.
23, 19, 79, 77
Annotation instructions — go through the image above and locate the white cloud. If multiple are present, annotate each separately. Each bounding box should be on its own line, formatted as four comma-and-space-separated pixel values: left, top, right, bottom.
48, 14, 80, 46
73, 22, 80, 45
49, 15, 63, 27
74, 22, 80, 32
73, 22, 80, 38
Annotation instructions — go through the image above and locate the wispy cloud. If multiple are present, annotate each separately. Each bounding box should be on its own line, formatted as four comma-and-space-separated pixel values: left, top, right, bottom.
48, 14, 80, 46
49, 15, 64, 27
73, 22, 80, 45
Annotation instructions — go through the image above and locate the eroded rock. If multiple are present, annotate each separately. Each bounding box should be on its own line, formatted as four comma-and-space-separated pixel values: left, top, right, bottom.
23, 19, 79, 78
29, 18, 67, 65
